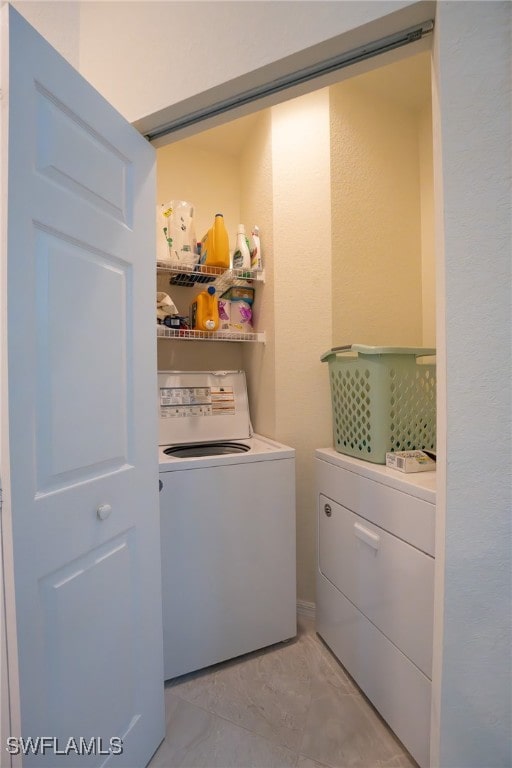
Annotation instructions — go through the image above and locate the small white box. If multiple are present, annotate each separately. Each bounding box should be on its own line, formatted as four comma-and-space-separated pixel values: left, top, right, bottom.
386, 450, 436, 473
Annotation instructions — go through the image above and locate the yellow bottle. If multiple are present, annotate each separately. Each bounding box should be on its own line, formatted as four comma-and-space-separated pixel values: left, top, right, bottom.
190, 286, 219, 332
200, 213, 230, 270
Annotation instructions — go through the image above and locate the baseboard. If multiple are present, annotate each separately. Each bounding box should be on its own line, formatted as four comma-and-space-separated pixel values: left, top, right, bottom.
296, 600, 316, 620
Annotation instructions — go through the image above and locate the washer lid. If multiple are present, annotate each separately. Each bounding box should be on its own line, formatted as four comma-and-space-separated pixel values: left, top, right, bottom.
158, 370, 251, 446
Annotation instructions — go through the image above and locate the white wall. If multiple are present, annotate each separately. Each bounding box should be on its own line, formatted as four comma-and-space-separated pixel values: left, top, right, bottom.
76, 1, 426, 123
10, 1, 80, 68
430, 2, 511, 765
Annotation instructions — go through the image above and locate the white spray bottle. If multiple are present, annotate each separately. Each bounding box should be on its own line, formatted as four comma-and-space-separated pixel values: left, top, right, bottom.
233, 224, 251, 271
250, 226, 262, 271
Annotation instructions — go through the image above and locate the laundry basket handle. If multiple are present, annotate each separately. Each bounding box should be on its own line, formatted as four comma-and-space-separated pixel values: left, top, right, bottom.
320, 346, 353, 363
331, 345, 353, 353
321, 345, 436, 362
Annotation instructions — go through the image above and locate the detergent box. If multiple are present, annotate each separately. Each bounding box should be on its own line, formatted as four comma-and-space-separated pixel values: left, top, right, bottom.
220, 285, 255, 305
385, 450, 436, 473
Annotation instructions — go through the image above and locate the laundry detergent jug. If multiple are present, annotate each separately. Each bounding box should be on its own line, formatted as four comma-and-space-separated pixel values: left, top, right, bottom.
190, 286, 220, 332
199, 213, 230, 270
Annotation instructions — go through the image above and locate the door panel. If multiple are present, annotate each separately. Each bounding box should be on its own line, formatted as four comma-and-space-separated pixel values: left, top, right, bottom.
35, 83, 133, 225
2, 7, 164, 766
40, 531, 136, 744
35, 228, 131, 490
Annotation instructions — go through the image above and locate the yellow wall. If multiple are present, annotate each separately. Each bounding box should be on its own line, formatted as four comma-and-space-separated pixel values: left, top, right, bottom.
156, 139, 241, 239
239, 112, 276, 437
330, 79, 424, 346
271, 90, 333, 602
419, 101, 436, 348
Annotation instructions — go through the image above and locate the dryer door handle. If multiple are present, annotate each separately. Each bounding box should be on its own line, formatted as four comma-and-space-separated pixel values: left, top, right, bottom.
159, 479, 163, 493
354, 522, 380, 551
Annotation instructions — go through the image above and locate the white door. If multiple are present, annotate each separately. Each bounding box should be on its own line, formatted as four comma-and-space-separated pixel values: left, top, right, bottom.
1, 7, 164, 766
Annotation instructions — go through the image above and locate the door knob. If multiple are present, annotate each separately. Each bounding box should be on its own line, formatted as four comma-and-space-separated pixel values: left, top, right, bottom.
97, 504, 112, 520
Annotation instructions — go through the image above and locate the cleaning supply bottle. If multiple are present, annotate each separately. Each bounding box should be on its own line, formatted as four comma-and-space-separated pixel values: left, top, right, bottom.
190, 286, 219, 331
250, 225, 262, 271
232, 224, 251, 272
199, 213, 230, 270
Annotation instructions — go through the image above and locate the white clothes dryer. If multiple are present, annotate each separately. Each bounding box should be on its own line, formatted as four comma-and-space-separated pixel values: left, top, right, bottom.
158, 370, 296, 680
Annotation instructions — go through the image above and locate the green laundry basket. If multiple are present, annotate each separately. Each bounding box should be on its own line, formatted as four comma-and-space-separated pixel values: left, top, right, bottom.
321, 345, 436, 464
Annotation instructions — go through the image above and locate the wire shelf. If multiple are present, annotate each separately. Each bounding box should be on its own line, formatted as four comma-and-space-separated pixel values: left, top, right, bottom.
157, 326, 265, 343
156, 261, 264, 293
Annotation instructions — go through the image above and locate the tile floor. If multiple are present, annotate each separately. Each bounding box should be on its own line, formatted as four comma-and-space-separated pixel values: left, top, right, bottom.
148, 616, 417, 768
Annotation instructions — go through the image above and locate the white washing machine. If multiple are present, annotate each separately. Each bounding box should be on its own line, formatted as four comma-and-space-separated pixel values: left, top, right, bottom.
158, 370, 297, 680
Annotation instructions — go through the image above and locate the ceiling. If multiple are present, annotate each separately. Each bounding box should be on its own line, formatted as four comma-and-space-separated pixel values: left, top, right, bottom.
174, 50, 431, 158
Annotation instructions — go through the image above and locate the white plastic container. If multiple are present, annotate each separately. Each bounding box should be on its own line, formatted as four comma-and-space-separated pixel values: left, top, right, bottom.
158, 200, 198, 269
233, 224, 251, 271
250, 225, 262, 271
